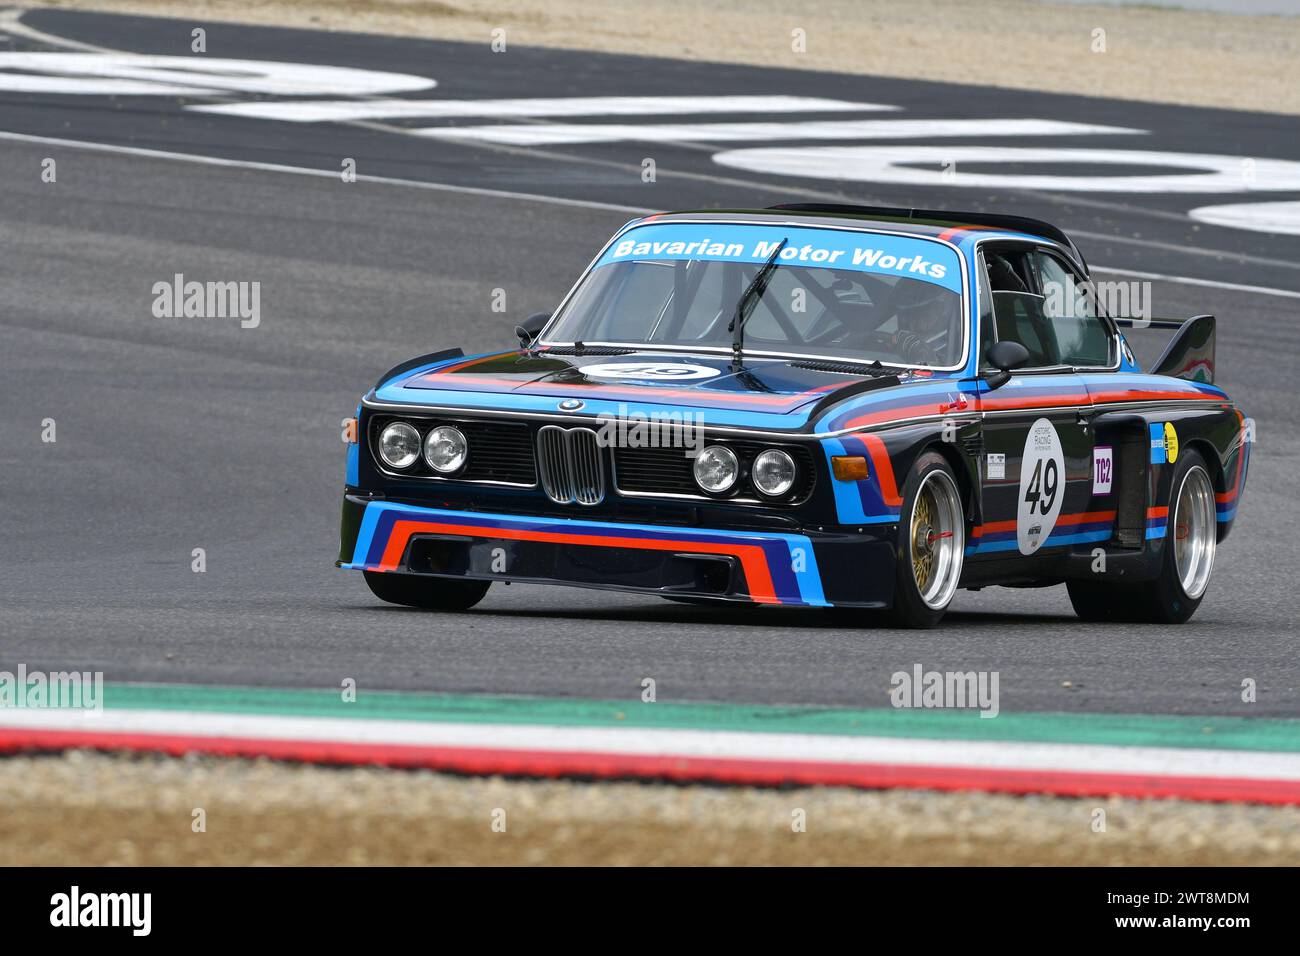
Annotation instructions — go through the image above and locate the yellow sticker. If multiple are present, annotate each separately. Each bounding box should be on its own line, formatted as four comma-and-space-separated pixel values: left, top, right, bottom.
1164, 422, 1179, 464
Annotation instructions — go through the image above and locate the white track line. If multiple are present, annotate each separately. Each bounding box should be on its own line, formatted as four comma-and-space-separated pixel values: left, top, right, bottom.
412, 118, 1143, 147
3, 129, 1297, 301
0, 129, 645, 214
190, 94, 893, 123
1092, 265, 1300, 300
4, 707, 1299, 780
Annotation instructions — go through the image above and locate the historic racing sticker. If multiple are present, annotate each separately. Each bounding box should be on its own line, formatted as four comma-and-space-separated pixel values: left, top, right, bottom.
1017, 418, 1065, 555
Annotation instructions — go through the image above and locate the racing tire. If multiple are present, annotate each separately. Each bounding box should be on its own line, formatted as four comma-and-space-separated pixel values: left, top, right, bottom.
363, 570, 491, 610
1066, 449, 1217, 624
887, 451, 966, 629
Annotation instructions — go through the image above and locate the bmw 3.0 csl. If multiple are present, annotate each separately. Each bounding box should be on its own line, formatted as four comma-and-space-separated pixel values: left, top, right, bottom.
338, 205, 1249, 627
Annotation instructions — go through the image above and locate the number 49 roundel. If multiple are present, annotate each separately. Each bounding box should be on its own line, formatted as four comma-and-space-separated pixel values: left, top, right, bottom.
1017, 418, 1066, 555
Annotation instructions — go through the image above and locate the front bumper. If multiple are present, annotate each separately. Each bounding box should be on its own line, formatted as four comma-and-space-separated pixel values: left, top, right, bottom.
338, 496, 897, 607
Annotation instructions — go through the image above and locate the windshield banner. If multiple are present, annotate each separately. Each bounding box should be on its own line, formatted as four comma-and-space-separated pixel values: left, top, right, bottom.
595, 223, 963, 294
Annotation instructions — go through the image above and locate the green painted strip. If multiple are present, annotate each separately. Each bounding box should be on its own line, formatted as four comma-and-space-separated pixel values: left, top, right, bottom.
98, 682, 1300, 753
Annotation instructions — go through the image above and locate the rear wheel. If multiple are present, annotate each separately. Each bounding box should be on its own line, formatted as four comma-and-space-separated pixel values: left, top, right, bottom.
1067, 449, 1216, 624
363, 571, 490, 610
888, 452, 966, 628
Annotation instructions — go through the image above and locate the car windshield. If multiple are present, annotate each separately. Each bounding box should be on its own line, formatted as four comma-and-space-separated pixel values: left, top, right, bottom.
544, 222, 966, 368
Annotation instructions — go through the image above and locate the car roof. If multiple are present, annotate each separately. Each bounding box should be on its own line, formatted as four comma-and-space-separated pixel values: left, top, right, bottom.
642, 203, 1089, 273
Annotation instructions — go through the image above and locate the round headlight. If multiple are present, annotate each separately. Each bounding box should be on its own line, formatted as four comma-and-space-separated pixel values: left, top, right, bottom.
378, 422, 420, 469
693, 445, 739, 494
424, 425, 467, 474
753, 449, 797, 497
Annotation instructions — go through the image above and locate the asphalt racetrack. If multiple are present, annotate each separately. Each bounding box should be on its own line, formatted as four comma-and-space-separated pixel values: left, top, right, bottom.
2, 9, 1298, 716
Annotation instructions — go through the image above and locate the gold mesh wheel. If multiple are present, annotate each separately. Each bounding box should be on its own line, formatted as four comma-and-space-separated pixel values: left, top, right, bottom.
908, 469, 964, 610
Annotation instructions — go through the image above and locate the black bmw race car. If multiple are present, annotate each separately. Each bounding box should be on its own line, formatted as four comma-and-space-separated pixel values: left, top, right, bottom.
338, 204, 1249, 627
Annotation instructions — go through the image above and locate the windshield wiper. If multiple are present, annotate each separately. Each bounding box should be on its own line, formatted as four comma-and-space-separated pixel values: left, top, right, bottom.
729, 238, 788, 368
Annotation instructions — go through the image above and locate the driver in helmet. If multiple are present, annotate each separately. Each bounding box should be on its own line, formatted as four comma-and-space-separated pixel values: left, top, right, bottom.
890, 280, 954, 367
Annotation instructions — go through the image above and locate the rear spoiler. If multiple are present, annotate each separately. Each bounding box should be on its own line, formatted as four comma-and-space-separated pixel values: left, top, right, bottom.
1113, 314, 1216, 385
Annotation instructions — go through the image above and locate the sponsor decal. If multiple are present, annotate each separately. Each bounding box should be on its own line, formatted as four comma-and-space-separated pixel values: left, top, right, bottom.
579, 362, 720, 381
986, 453, 1005, 481
1017, 418, 1065, 555
1150, 422, 1168, 464
596, 223, 962, 293
1093, 446, 1114, 495
1164, 421, 1180, 463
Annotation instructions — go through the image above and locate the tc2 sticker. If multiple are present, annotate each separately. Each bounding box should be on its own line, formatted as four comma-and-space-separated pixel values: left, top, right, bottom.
1164, 422, 1179, 463
1093, 446, 1113, 495
986, 453, 1006, 481
1017, 418, 1065, 555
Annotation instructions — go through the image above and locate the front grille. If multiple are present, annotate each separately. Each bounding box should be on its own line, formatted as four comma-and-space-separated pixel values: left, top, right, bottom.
613, 440, 816, 504
537, 426, 605, 505
370, 415, 536, 485
459, 420, 536, 484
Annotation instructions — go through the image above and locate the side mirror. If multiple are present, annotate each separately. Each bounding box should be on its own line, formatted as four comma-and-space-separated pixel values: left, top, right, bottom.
515, 312, 550, 350
983, 340, 1030, 390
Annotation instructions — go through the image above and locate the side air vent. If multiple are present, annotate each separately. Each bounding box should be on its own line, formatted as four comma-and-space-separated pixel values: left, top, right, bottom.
536, 426, 605, 505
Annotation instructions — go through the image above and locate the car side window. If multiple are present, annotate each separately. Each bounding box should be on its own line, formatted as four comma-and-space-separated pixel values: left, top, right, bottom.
1032, 252, 1113, 368
982, 248, 1060, 367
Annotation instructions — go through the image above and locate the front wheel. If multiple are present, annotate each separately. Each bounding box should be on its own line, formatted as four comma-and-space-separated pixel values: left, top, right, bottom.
363, 571, 491, 610
1066, 449, 1217, 624
888, 452, 966, 628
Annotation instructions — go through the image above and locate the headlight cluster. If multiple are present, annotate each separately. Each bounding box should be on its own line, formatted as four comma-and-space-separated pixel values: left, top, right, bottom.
692, 444, 799, 498
377, 421, 467, 474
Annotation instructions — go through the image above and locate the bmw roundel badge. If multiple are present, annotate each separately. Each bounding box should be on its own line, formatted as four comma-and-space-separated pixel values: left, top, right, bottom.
558, 399, 585, 411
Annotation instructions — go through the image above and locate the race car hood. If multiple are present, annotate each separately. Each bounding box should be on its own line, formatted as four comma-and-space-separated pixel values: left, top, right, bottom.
373, 349, 947, 431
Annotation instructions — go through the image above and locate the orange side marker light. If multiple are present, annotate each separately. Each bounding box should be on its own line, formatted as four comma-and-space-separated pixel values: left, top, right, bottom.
832, 455, 870, 481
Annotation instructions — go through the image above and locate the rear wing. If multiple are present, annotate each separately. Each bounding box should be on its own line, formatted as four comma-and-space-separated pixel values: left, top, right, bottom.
1113, 314, 1216, 384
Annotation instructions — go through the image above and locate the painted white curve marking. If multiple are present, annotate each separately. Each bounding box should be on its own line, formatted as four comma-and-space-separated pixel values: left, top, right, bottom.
1188, 199, 1300, 236
0, 52, 436, 96
188, 94, 893, 123
713, 145, 1300, 193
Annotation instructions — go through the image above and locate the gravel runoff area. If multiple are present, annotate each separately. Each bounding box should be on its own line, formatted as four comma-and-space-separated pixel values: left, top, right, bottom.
2, 751, 1298, 865
27, 0, 1300, 115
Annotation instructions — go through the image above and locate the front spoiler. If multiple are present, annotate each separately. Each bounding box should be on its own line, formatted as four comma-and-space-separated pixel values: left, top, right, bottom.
338, 496, 897, 608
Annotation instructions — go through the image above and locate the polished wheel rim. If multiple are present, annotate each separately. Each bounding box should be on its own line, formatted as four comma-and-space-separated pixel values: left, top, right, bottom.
910, 470, 964, 609
1173, 464, 1216, 599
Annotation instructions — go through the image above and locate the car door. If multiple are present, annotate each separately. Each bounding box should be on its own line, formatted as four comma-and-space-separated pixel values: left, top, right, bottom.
1030, 249, 1135, 548
970, 244, 1096, 566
